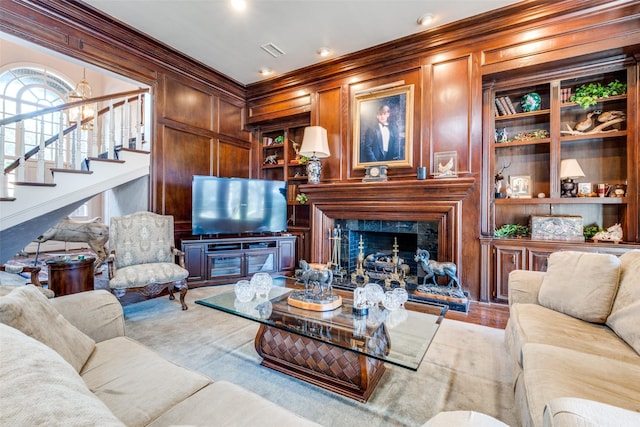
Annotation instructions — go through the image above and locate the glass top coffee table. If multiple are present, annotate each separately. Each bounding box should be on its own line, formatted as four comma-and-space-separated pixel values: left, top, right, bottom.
196, 277, 447, 401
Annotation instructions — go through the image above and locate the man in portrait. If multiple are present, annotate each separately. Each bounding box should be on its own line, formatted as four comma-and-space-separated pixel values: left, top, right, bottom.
361, 104, 401, 163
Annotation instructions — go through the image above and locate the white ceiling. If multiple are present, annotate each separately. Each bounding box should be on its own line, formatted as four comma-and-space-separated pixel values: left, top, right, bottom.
83, 0, 522, 85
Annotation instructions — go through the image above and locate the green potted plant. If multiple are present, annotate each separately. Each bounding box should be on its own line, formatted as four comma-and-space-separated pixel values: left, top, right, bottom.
295, 192, 308, 205
494, 224, 530, 238
570, 79, 627, 109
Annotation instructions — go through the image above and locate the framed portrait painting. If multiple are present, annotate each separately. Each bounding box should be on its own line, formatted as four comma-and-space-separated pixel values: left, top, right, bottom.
352, 84, 414, 169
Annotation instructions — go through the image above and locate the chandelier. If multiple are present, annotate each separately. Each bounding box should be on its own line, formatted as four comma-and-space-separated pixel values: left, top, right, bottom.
68, 69, 94, 130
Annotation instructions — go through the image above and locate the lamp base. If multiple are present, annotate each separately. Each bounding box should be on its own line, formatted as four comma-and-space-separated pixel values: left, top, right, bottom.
306, 157, 322, 184
561, 178, 578, 197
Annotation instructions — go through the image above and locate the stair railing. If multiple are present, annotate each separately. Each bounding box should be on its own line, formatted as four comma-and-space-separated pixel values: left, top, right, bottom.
1, 88, 150, 199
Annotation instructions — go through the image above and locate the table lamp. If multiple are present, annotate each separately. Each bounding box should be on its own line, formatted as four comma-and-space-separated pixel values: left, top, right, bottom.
299, 126, 330, 184
560, 158, 585, 197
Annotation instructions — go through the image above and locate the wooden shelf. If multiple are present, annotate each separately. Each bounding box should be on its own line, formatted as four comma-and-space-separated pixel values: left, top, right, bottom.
495, 197, 626, 205
495, 108, 550, 121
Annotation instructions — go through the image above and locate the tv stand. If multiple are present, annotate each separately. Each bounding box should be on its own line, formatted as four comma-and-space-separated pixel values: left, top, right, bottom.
181, 235, 296, 286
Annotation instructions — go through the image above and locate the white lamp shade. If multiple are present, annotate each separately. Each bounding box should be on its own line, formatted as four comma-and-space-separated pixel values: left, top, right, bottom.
560, 159, 585, 179
299, 126, 330, 158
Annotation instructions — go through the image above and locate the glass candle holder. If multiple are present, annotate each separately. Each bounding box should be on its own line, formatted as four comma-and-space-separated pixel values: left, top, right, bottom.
234, 280, 255, 303
250, 272, 273, 298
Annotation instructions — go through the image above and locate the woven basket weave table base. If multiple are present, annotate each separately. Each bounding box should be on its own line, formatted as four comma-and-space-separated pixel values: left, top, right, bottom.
254, 324, 385, 402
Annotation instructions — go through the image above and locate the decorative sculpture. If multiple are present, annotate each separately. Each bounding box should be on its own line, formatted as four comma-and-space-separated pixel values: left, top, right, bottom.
290, 260, 342, 311
413, 249, 460, 289
36, 217, 108, 273
562, 110, 626, 135
263, 153, 278, 164
592, 223, 623, 243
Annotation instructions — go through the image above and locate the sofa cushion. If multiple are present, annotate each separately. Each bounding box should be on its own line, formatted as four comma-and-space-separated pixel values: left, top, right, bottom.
423, 410, 509, 427
0, 323, 124, 426
81, 336, 211, 427
0, 284, 95, 372
543, 397, 640, 427
606, 250, 640, 355
522, 343, 640, 427
507, 303, 639, 368
538, 251, 620, 323
148, 380, 322, 427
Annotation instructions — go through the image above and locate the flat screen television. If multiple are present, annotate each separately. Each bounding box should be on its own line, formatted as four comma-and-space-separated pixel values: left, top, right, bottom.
192, 176, 288, 235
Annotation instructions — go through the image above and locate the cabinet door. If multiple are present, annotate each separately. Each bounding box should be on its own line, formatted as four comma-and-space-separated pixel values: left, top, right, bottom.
208, 253, 243, 280
183, 243, 205, 282
279, 236, 297, 271
493, 245, 526, 302
527, 248, 552, 272
246, 249, 278, 275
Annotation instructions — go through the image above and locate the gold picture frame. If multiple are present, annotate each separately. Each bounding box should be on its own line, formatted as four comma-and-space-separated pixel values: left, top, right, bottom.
352, 84, 414, 169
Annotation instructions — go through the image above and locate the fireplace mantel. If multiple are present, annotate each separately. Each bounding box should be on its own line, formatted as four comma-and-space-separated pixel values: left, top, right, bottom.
299, 178, 476, 276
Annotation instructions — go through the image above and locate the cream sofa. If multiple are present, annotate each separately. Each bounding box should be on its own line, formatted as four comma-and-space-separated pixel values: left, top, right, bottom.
0, 285, 320, 426
505, 250, 640, 427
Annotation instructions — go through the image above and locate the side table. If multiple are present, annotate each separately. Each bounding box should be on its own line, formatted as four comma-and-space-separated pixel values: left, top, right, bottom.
46, 257, 95, 296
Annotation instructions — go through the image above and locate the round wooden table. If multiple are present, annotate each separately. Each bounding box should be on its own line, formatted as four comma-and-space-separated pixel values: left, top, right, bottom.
46, 257, 95, 296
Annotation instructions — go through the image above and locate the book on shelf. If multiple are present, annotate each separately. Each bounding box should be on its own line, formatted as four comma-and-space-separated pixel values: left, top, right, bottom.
494, 98, 507, 116
504, 97, 517, 114
262, 136, 273, 146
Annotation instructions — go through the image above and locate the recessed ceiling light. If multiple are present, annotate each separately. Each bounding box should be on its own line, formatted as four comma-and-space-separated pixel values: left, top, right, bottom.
259, 68, 273, 76
231, 0, 247, 12
317, 47, 331, 57
417, 13, 434, 26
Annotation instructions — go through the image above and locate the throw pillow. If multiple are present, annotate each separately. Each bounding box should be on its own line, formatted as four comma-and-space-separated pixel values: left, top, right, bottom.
606, 250, 640, 355
0, 285, 95, 372
0, 323, 124, 426
538, 251, 621, 323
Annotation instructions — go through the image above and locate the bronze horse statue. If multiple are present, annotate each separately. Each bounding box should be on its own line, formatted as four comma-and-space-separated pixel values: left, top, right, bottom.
414, 249, 460, 289
297, 260, 334, 299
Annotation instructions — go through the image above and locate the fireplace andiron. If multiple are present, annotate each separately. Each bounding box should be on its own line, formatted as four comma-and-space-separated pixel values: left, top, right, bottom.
291, 260, 343, 311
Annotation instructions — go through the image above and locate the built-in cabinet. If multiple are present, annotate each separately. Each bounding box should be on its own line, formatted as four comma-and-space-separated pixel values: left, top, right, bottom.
258, 118, 312, 268
482, 62, 639, 302
181, 235, 296, 285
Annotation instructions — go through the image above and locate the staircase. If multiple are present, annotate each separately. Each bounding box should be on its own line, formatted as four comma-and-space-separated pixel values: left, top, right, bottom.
0, 89, 150, 263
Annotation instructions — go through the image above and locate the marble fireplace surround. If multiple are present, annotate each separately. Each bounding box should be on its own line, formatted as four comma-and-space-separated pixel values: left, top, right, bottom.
300, 178, 476, 282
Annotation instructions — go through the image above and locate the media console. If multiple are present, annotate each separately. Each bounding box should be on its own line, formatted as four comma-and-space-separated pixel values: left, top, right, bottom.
181, 235, 296, 285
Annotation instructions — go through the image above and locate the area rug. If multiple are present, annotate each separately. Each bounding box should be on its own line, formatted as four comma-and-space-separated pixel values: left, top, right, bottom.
123, 286, 517, 426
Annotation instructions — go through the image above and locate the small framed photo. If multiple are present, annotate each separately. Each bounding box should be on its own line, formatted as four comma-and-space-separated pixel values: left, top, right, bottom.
509, 175, 532, 198
578, 182, 592, 196
432, 151, 458, 178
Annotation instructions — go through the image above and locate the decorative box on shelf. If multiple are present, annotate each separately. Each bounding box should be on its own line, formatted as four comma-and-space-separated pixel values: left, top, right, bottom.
530, 215, 584, 242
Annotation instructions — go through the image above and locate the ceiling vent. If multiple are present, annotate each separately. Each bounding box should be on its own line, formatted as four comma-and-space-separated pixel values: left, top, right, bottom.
260, 42, 286, 58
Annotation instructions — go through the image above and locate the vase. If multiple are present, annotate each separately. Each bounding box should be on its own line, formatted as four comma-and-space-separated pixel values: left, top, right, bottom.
234, 280, 255, 303
521, 93, 541, 112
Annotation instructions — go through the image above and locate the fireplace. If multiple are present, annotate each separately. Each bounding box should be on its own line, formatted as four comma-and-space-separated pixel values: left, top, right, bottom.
300, 178, 475, 287
334, 219, 438, 279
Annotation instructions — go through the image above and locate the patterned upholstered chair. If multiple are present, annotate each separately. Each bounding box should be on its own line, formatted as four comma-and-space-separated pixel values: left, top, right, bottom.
107, 211, 188, 310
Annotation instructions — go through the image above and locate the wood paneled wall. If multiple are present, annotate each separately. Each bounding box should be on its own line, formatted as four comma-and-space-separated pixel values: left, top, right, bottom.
1, 0, 639, 299
0, 0, 253, 240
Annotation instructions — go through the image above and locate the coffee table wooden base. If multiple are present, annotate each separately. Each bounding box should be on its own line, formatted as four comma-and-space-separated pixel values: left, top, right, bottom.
254, 324, 385, 402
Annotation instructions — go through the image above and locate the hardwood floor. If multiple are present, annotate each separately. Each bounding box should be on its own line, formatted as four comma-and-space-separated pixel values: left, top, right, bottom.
445, 301, 510, 329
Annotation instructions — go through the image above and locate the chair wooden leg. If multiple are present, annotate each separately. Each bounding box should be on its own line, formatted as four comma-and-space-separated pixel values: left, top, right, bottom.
178, 281, 188, 310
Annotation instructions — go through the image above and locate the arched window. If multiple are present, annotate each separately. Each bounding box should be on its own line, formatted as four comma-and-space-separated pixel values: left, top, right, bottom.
0, 66, 74, 162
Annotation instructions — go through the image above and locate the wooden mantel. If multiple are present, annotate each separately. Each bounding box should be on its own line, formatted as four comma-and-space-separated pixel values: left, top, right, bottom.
299, 178, 476, 275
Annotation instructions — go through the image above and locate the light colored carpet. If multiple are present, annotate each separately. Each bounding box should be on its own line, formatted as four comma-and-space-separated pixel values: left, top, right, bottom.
123, 285, 518, 427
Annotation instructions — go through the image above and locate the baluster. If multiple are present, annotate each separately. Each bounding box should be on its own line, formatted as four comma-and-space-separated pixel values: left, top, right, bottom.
56, 113, 64, 169
0, 125, 6, 198
123, 97, 129, 149
91, 101, 99, 158
108, 100, 115, 159
135, 94, 142, 150
15, 121, 25, 183
74, 114, 82, 169
37, 117, 46, 182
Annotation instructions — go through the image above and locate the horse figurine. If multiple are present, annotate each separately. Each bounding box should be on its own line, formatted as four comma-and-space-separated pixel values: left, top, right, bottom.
297, 260, 334, 299
414, 248, 460, 289
36, 217, 109, 273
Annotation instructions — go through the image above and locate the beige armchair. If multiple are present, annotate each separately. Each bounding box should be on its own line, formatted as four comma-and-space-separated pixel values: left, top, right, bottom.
107, 211, 188, 310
